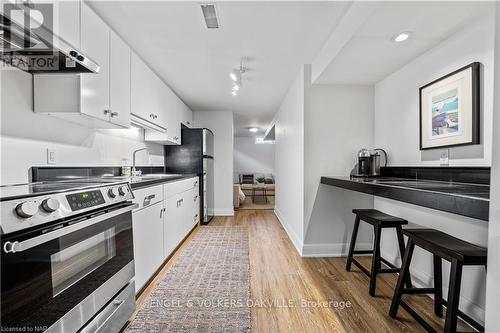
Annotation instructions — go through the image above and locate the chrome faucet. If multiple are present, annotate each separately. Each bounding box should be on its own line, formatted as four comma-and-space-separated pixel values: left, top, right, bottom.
132, 148, 148, 176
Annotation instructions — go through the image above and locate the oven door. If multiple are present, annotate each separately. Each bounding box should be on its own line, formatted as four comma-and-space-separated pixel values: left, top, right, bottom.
1, 202, 135, 332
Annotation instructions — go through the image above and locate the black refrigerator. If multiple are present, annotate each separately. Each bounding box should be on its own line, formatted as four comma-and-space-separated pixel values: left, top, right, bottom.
165, 127, 214, 224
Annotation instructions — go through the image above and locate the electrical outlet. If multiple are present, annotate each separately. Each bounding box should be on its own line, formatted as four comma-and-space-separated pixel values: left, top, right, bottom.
47, 148, 56, 164
439, 149, 449, 166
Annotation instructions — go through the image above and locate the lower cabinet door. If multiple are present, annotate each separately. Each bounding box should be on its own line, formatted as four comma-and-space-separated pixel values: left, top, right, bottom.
163, 184, 200, 260
163, 195, 181, 259
185, 187, 199, 230
132, 202, 164, 293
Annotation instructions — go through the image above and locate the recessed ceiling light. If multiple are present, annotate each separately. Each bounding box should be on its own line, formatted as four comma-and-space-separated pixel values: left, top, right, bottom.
232, 83, 240, 91
249, 127, 259, 133
231, 90, 237, 96
392, 31, 411, 43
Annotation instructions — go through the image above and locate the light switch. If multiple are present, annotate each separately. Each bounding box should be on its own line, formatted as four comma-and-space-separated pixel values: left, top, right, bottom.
47, 148, 56, 164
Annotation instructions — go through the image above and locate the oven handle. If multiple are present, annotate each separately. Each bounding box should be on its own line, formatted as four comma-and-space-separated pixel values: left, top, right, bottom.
3, 204, 138, 254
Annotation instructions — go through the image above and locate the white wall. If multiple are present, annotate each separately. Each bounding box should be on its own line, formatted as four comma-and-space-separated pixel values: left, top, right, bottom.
303, 85, 375, 256
0, 68, 164, 185
234, 136, 274, 176
373, 15, 495, 324
273, 66, 305, 253
193, 111, 234, 216
485, 4, 500, 332
374, 15, 495, 166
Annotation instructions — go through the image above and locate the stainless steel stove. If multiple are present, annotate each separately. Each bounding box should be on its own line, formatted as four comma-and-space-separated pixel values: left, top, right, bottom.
0, 180, 137, 333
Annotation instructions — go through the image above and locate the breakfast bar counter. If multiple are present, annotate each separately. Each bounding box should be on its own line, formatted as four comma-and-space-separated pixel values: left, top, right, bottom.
321, 167, 490, 221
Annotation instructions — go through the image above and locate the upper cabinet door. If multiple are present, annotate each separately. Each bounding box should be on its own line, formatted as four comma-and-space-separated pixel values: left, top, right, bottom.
109, 31, 131, 128
131, 53, 159, 125
180, 101, 193, 128
54, 1, 80, 48
80, 3, 110, 121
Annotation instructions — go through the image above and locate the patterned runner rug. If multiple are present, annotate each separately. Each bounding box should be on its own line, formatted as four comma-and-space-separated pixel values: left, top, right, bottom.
125, 226, 251, 333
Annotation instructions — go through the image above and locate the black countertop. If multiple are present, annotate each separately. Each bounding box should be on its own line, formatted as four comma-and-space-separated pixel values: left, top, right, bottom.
124, 174, 198, 189
0, 174, 198, 201
321, 176, 489, 221
28, 166, 198, 190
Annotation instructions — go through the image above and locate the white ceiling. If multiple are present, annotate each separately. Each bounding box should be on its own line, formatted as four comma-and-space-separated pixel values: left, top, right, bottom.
314, 1, 494, 85
90, 1, 350, 136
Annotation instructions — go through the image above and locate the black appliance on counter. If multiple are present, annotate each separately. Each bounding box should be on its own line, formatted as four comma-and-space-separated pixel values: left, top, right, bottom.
0, 180, 136, 333
351, 148, 388, 177
165, 127, 214, 224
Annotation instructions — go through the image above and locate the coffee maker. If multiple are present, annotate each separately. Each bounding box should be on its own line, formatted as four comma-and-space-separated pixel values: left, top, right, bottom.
352, 148, 388, 177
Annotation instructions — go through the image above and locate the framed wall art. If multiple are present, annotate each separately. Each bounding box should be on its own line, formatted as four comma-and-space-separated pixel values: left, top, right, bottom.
419, 62, 480, 150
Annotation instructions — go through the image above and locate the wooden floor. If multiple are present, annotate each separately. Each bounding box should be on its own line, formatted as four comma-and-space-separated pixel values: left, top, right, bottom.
133, 209, 471, 332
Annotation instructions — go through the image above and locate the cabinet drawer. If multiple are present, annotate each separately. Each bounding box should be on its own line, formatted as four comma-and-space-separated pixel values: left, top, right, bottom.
132, 185, 163, 209
164, 177, 199, 199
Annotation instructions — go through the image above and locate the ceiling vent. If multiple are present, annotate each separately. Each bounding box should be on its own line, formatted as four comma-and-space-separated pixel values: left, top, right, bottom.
201, 4, 219, 29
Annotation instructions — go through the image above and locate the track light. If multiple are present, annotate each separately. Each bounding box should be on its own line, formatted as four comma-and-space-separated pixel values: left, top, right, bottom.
229, 57, 248, 95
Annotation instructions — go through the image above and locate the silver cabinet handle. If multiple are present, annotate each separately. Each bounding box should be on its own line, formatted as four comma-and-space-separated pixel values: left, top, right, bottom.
143, 194, 156, 206
103, 109, 111, 115
160, 207, 166, 218
173, 136, 179, 140
110, 111, 118, 117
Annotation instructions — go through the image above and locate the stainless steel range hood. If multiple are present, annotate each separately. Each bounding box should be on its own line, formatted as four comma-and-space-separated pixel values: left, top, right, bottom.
0, 12, 99, 74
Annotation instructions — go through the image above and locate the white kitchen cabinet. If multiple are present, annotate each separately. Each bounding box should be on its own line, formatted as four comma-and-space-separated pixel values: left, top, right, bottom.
54, 1, 80, 48
132, 201, 164, 293
180, 100, 193, 128
109, 30, 131, 128
129, 178, 198, 292
33, 3, 131, 129
184, 186, 200, 230
144, 87, 190, 144
163, 194, 183, 259
80, 2, 110, 122
162, 177, 199, 259
131, 53, 167, 130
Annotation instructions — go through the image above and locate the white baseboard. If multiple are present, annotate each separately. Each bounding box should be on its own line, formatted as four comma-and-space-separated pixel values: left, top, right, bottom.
213, 208, 234, 216
380, 250, 485, 325
301, 242, 373, 257
274, 207, 303, 255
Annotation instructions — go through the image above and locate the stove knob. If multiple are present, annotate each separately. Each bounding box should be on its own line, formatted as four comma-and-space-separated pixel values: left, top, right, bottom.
118, 186, 128, 196
108, 188, 118, 198
41, 198, 60, 213
15, 202, 38, 218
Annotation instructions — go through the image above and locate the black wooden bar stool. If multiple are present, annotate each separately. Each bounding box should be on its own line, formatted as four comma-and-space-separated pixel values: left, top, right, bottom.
389, 228, 487, 333
346, 209, 412, 296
